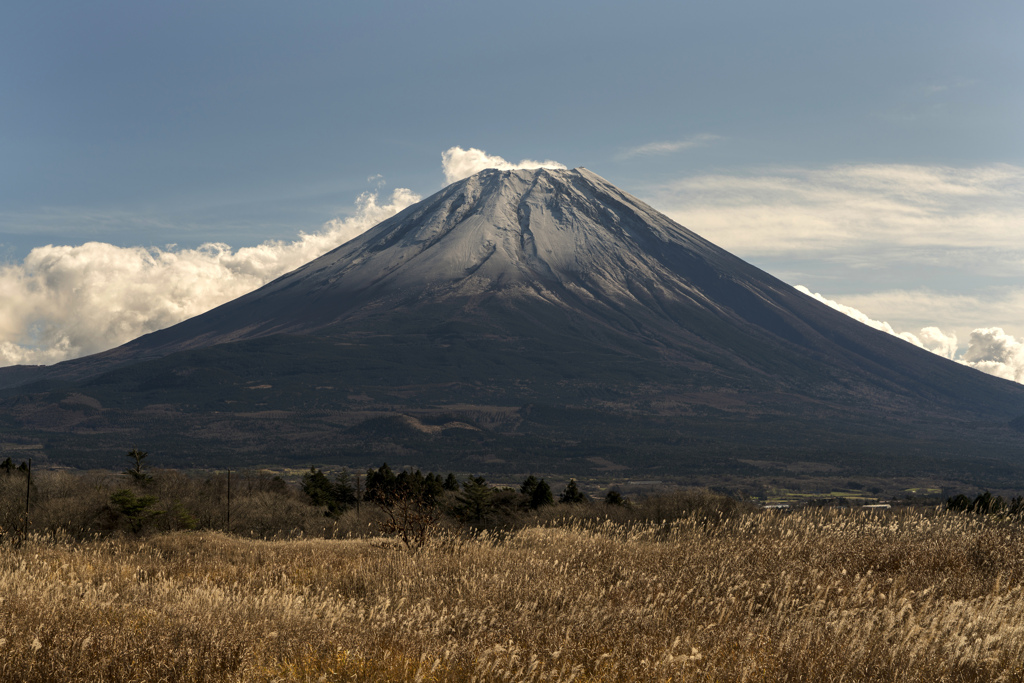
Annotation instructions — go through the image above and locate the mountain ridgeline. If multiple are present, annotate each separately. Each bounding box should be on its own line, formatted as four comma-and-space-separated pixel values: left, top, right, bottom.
3, 168, 1024, 485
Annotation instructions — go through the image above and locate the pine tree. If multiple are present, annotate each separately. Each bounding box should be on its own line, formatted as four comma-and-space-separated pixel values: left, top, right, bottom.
365, 463, 397, 504
530, 479, 554, 509
332, 470, 359, 510
559, 479, 588, 504
302, 467, 360, 515
124, 448, 152, 484
423, 472, 446, 503
521, 475, 539, 497
604, 489, 627, 506
456, 475, 493, 522
301, 467, 334, 507
109, 489, 162, 533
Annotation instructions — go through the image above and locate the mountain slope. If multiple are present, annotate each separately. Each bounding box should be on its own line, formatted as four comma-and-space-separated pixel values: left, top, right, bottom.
2, 168, 1024, 484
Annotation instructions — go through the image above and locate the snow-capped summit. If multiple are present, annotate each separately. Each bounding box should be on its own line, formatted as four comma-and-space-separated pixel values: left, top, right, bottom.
126, 166, 800, 353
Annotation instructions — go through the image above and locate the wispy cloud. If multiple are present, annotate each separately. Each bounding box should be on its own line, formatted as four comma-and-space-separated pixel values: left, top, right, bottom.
441, 147, 566, 184
644, 163, 1024, 349
0, 187, 420, 367
617, 134, 720, 159
648, 163, 1024, 261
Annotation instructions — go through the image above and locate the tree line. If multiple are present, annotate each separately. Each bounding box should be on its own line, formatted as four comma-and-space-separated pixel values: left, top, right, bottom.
1, 450, 649, 546
300, 462, 620, 547
946, 491, 1024, 515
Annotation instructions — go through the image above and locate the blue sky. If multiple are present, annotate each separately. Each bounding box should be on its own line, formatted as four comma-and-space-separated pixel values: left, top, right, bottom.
2, 1, 1024, 375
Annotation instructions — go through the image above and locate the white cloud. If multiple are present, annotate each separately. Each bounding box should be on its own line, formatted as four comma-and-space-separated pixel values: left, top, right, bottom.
962, 328, 1024, 383
0, 187, 420, 367
648, 163, 1024, 260
441, 147, 567, 184
796, 286, 1024, 383
618, 134, 719, 158
831, 289, 1024, 344
794, 286, 958, 358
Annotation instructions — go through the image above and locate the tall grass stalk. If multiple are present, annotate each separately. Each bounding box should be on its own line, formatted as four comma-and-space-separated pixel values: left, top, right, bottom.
2, 508, 1024, 681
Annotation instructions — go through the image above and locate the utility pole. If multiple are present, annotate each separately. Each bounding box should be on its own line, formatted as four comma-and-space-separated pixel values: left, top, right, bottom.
226, 469, 231, 533
23, 458, 31, 544
355, 473, 362, 517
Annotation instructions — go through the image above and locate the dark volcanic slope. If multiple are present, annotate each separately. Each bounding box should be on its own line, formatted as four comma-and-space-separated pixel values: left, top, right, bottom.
3, 168, 1024, 481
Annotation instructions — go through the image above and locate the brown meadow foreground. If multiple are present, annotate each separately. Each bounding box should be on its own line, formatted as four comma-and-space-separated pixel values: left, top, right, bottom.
3, 508, 1024, 682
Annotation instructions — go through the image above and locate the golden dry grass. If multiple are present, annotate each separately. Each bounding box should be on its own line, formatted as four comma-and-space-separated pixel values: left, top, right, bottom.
3, 508, 1024, 681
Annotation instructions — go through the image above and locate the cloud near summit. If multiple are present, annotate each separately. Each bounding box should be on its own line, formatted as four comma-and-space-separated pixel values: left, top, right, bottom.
2, 145, 571, 368
5, 149, 1024, 389
0, 187, 420, 367
441, 147, 567, 184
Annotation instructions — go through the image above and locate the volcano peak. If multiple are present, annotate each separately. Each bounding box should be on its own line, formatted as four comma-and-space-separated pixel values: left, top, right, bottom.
3, 167, 1024, 483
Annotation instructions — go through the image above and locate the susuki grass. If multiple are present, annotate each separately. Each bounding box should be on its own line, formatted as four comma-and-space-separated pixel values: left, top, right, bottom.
3, 508, 1024, 681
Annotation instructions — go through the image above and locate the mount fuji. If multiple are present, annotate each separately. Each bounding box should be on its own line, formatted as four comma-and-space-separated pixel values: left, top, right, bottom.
3, 168, 1024, 486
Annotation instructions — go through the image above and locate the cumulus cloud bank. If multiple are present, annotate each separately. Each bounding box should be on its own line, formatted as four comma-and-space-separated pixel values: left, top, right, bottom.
441, 146, 567, 184
796, 286, 1024, 383
1, 146, 568, 368
0, 187, 420, 367
962, 328, 1024, 384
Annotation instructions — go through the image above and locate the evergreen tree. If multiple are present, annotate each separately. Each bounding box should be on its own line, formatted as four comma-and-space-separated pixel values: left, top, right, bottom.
974, 491, 1006, 514
332, 470, 359, 509
456, 475, 493, 522
124, 448, 152, 484
301, 467, 334, 507
604, 489, 626, 506
530, 479, 554, 509
559, 479, 588, 504
947, 491, 1009, 515
520, 475, 539, 497
423, 472, 446, 503
947, 494, 972, 512
302, 467, 360, 515
109, 489, 162, 533
364, 463, 398, 504
443, 472, 460, 491
1011, 496, 1024, 515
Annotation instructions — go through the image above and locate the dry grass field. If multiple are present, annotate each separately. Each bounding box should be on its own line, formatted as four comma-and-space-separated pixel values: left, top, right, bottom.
3, 507, 1024, 682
